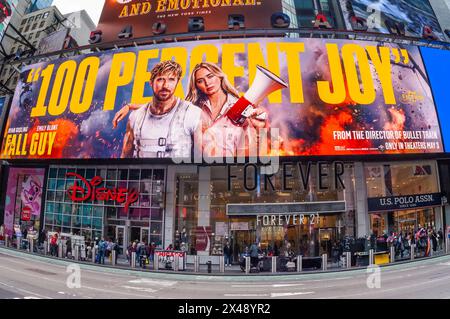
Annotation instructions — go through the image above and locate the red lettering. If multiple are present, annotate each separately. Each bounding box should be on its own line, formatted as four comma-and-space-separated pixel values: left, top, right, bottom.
65, 173, 139, 210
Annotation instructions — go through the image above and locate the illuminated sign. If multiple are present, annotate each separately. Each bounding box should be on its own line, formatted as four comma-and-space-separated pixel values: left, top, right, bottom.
1, 37, 443, 160
339, 0, 445, 40
0, 0, 17, 42
65, 172, 139, 210
96, 0, 283, 42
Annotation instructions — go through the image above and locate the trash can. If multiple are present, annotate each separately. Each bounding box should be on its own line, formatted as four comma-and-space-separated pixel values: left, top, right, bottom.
207, 260, 212, 273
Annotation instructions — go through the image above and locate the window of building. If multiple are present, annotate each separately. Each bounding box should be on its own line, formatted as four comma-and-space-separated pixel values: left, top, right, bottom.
39, 21, 45, 28
365, 161, 439, 198
24, 25, 30, 33
43, 167, 166, 246
43, 12, 49, 19
21, 19, 27, 25
32, 23, 37, 29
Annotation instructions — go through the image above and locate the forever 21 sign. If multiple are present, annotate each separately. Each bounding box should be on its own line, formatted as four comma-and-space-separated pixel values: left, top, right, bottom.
368, 193, 442, 212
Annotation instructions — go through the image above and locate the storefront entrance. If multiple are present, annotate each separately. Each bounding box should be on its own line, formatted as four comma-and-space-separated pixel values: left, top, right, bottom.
130, 227, 150, 243
228, 213, 344, 259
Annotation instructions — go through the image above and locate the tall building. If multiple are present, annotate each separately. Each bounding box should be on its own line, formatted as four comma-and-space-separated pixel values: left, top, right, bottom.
26, 0, 53, 14
0, 5, 96, 93
63, 10, 96, 48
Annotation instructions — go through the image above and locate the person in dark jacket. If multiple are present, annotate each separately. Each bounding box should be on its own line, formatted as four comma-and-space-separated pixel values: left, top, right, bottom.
223, 242, 233, 267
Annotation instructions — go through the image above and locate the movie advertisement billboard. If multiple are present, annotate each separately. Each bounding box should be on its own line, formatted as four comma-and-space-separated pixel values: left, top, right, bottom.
96, 0, 283, 43
3, 167, 45, 236
339, 0, 445, 40
0, 0, 18, 41
1, 37, 444, 160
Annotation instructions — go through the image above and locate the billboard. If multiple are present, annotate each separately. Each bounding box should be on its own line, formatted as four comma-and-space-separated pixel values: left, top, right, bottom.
421, 47, 450, 152
3, 167, 45, 236
339, 0, 445, 40
0, 0, 18, 41
96, 0, 283, 43
0, 37, 443, 160
36, 29, 69, 55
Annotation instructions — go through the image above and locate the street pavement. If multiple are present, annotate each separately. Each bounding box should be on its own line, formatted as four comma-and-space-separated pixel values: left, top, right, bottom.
0, 247, 450, 299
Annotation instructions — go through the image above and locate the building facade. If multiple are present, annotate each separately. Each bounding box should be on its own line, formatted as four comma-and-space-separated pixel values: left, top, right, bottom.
0, 0, 449, 267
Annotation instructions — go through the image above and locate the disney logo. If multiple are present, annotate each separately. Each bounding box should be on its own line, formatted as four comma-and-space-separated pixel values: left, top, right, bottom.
65, 172, 138, 210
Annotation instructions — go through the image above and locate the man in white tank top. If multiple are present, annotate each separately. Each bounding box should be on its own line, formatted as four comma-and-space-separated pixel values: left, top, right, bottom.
121, 61, 201, 159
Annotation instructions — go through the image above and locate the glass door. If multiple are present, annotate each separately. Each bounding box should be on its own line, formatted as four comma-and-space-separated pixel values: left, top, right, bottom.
141, 228, 149, 244
130, 227, 141, 243
319, 228, 334, 257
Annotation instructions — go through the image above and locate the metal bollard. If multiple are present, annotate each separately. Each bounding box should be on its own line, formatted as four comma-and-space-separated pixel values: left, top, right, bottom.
447, 238, 450, 254
411, 244, 415, 260
5, 235, 8, 247
74, 246, 79, 261
345, 252, 351, 268
369, 249, 374, 266
245, 256, 250, 274
174, 255, 179, 272
271, 256, 277, 273
322, 254, 327, 271
219, 256, 225, 273
58, 244, 63, 258
131, 252, 136, 268
92, 247, 96, 263
112, 250, 116, 266
16, 238, 20, 250
29, 240, 34, 253
194, 255, 199, 273
297, 255, 302, 272
154, 255, 159, 270
43, 241, 48, 255
390, 246, 395, 263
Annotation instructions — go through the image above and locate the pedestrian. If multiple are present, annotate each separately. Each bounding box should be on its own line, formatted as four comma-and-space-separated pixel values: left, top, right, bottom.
249, 242, 259, 269
438, 229, 444, 250
66, 236, 72, 258
50, 233, 58, 256
223, 242, 233, 267
430, 230, 438, 252
113, 240, 120, 264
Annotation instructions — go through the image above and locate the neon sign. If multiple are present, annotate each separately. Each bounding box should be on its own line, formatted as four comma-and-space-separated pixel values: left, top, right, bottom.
65, 172, 138, 210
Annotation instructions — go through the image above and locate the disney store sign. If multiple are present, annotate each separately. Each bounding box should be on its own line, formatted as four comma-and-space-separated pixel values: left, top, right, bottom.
65, 172, 138, 210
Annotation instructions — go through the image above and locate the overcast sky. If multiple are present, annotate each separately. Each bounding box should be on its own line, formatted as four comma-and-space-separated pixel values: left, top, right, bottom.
52, 0, 105, 25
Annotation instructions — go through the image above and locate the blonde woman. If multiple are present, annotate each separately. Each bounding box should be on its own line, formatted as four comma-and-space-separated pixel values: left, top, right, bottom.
113, 62, 267, 157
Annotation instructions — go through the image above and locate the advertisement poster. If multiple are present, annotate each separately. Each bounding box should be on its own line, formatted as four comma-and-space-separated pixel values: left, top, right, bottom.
3, 167, 45, 236
1, 37, 443, 160
194, 226, 212, 252
0, 0, 18, 41
421, 47, 450, 151
97, 0, 282, 43
36, 29, 69, 55
340, 0, 444, 40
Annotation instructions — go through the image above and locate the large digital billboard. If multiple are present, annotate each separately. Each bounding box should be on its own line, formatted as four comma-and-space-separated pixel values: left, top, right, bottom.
421, 47, 450, 152
0, 37, 443, 160
339, 0, 445, 40
0, 0, 18, 41
96, 0, 283, 43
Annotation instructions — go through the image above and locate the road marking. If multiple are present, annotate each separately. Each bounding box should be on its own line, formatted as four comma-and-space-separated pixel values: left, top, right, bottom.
128, 279, 177, 287
231, 283, 305, 288
224, 293, 269, 297
121, 285, 157, 293
271, 291, 315, 297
